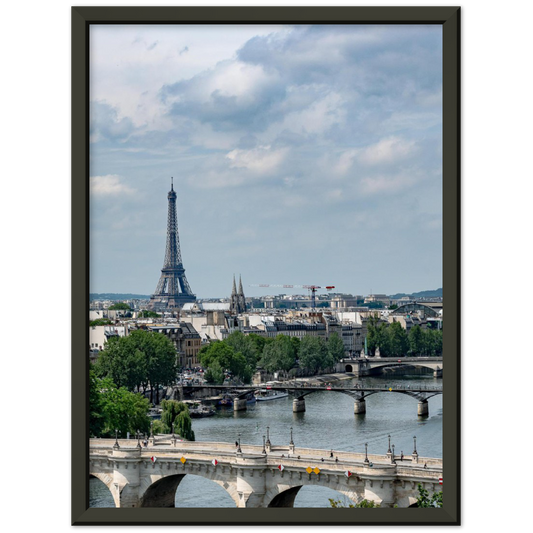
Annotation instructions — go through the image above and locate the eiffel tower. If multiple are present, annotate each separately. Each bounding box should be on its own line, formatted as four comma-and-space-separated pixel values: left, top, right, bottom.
149, 178, 196, 310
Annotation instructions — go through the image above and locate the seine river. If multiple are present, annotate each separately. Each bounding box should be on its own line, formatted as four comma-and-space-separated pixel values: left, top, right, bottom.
90, 374, 442, 508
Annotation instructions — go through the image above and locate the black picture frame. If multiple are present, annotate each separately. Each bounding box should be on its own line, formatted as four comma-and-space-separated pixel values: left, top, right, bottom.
72, 5, 460, 526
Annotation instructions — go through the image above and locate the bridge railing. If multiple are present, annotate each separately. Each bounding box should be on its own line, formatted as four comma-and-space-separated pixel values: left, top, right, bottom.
89, 439, 442, 469
184, 384, 442, 392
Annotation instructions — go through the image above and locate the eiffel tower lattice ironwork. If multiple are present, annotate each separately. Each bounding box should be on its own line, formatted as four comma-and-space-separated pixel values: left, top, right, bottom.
149, 178, 196, 309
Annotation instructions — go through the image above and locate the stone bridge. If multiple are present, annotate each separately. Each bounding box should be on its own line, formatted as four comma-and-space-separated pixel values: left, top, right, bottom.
339, 356, 443, 377
90, 438, 443, 508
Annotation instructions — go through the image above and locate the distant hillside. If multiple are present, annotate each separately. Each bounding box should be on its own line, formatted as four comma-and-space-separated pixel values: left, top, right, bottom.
389, 288, 442, 299
90, 288, 442, 302
90, 293, 150, 301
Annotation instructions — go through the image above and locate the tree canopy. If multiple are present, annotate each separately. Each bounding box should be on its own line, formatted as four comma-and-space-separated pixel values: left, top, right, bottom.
366, 316, 442, 357
160, 400, 195, 441
94, 329, 177, 404
198, 340, 253, 384
89, 369, 151, 438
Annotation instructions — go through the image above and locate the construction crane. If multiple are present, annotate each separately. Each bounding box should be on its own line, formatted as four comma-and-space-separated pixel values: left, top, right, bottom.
249, 283, 335, 308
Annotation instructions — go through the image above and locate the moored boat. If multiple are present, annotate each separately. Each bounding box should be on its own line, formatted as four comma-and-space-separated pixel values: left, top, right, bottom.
188, 404, 216, 417
255, 389, 289, 401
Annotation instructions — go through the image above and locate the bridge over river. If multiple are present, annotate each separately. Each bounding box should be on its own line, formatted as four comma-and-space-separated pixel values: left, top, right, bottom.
90, 438, 442, 508
340, 356, 443, 377
179, 383, 443, 417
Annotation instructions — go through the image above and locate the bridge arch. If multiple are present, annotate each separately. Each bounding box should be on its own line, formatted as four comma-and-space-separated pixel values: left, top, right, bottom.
267, 484, 360, 507
89, 473, 118, 508
139, 472, 239, 508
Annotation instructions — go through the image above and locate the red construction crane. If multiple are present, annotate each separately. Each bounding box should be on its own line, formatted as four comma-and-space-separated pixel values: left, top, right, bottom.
249, 283, 335, 308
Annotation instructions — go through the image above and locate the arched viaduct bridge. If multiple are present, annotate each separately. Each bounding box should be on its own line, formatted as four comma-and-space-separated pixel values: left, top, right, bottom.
90, 438, 442, 508
340, 356, 443, 377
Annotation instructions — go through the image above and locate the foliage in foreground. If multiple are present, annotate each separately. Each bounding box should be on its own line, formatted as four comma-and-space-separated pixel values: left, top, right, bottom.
89, 370, 151, 438
328, 484, 443, 508
329, 498, 380, 508
160, 400, 195, 441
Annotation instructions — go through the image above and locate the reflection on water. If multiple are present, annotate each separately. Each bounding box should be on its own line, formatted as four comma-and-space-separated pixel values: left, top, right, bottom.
90, 375, 442, 508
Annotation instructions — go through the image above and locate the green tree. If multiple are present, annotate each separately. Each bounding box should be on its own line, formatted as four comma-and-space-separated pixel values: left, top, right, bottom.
224, 331, 258, 368
424, 329, 443, 356
199, 341, 253, 384
108, 302, 131, 310
89, 368, 105, 437
160, 400, 195, 440
327, 333, 345, 366
415, 483, 443, 507
90, 318, 113, 327
366, 314, 387, 356
248, 333, 268, 355
290, 337, 301, 359
139, 330, 179, 404
408, 325, 424, 356
138, 310, 160, 318
386, 322, 409, 357
298, 336, 328, 373
204, 359, 225, 384
90, 374, 151, 438
329, 498, 380, 508
260, 334, 296, 373
94, 329, 177, 404
94, 336, 146, 391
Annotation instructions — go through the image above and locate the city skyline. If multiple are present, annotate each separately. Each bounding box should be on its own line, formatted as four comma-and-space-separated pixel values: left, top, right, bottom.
90, 24, 443, 299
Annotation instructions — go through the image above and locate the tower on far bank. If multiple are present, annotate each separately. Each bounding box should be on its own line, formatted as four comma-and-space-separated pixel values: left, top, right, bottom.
230, 274, 246, 315
149, 179, 196, 310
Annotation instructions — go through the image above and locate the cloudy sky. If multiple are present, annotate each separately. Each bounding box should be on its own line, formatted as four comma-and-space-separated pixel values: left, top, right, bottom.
89, 24, 442, 299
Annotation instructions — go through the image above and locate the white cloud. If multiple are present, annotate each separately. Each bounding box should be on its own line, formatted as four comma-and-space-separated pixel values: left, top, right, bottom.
90, 175, 135, 196
226, 145, 287, 173
359, 136, 417, 166
359, 172, 418, 196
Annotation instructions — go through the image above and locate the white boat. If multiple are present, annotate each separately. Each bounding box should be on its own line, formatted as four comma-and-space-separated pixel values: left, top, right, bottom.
255, 389, 289, 401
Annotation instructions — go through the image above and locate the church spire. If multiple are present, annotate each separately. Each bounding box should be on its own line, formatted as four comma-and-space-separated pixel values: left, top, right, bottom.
230, 274, 245, 315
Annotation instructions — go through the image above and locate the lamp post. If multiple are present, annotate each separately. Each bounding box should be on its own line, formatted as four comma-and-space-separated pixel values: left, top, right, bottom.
171, 422, 177, 446
237, 433, 242, 453
412, 435, 419, 463
262, 435, 266, 454
364, 442, 369, 463
136, 430, 141, 449
113, 428, 120, 449
289, 425, 295, 453
387, 434, 392, 454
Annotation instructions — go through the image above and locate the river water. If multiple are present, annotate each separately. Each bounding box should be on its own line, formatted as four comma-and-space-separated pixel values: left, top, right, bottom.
90, 374, 442, 508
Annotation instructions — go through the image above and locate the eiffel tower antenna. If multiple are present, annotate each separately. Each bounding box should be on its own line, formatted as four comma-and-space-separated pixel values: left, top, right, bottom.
149, 179, 196, 310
